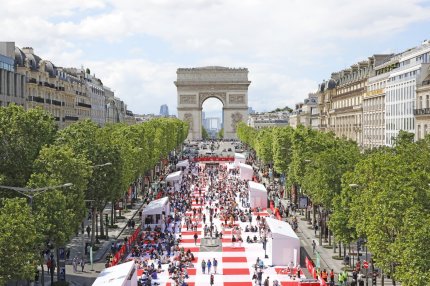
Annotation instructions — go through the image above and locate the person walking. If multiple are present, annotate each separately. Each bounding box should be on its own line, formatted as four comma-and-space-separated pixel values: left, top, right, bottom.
72, 257, 78, 272
213, 258, 218, 274
264, 276, 270, 286
210, 273, 214, 285
207, 259, 212, 274
79, 257, 85, 272
201, 259, 206, 274
194, 233, 198, 245
86, 225, 91, 238
312, 240, 316, 253
330, 269, 335, 284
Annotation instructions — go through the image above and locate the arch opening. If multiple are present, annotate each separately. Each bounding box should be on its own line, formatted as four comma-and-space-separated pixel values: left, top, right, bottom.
201, 97, 223, 140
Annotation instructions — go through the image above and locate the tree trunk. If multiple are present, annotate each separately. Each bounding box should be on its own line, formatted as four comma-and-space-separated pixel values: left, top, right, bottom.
40, 260, 45, 286
91, 207, 96, 247
100, 210, 104, 239
111, 203, 114, 226
56, 248, 60, 281
96, 211, 99, 238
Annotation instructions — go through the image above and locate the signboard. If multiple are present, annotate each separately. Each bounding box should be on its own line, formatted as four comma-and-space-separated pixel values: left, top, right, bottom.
363, 261, 369, 269
299, 196, 309, 209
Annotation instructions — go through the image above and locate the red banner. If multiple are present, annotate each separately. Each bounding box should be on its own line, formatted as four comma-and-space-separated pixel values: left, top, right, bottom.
192, 157, 234, 162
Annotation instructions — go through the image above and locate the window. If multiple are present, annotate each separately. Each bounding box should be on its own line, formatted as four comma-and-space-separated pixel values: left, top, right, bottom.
427, 95, 430, 109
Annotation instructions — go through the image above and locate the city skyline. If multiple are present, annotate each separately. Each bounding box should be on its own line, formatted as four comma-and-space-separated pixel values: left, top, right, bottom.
1, 1, 430, 115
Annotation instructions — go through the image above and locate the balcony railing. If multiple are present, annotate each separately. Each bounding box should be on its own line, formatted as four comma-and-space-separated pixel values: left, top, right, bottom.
64, 116, 79, 121
77, 102, 92, 108
29, 96, 45, 103
413, 108, 430, 116
28, 78, 37, 84
52, 100, 62, 106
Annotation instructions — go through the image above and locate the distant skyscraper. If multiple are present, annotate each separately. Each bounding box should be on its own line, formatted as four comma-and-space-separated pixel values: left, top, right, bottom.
248, 107, 255, 114
159, 104, 169, 116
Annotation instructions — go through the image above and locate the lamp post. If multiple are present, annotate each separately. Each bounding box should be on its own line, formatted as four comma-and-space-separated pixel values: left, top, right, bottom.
0, 183, 73, 209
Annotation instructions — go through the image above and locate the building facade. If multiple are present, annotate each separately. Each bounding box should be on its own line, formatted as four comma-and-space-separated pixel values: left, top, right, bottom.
385, 41, 430, 145
6, 42, 130, 128
247, 112, 289, 129
362, 55, 398, 148
316, 78, 337, 132
414, 66, 430, 140
0, 42, 26, 107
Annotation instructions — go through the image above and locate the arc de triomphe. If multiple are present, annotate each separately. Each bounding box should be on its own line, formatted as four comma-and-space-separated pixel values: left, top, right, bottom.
175, 66, 250, 140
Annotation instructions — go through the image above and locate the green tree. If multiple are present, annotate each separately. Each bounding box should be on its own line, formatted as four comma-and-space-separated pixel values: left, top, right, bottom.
0, 198, 38, 284
202, 125, 209, 140
28, 145, 92, 244
217, 128, 224, 139
0, 105, 57, 187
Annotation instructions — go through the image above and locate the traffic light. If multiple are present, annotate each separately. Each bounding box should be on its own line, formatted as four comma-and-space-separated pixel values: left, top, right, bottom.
372, 274, 377, 286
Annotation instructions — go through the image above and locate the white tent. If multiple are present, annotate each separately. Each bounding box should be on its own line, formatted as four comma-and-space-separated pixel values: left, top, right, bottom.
265, 217, 300, 266
239, 163, 253, 181
248, 181, 267, 208
176, 159, 189, 169
93, 260, 137, 286
142, 197, 170, 228
166, 171, 182, 182
227, 163, 237, 171
234, 153, 246, 166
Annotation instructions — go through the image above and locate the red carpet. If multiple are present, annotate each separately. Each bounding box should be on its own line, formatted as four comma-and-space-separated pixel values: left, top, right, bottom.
224, 283, 253, 286
280, 282, 304, 286
187, 268, 196, 275
224, 282, 252, 286
222, 256, 247, 262
186, 247, 200, 252
222, 247, 245, 252
181, 231, 198, 235
181, 238, 200, 243
223, 268, 250, 275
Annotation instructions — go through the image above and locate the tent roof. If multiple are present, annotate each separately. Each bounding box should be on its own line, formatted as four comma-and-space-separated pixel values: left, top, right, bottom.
143, 197, 169, 215
234, 153, 246, 159
176, 159, 189, 167
227, 163, 237, 170
239, 163, 253, 171
166, 170, 182, 182
248, 181, 267, 193
92, 260, 135, 286
266, 217, 299, 240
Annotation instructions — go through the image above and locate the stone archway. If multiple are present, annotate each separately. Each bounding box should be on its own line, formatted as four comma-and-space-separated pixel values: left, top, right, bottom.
175, 66, 250, 140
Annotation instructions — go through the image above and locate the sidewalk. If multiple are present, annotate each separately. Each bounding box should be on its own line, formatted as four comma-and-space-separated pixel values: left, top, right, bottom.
66, 199, 145, 264
37, 199, 146, 286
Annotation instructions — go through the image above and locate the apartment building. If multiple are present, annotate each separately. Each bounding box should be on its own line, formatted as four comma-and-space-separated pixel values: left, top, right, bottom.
385, 41, 430, 146
0, 42, 26, 107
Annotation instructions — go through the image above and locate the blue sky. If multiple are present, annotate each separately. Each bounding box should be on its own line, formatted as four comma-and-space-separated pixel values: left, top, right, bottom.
1, 0, 430, 117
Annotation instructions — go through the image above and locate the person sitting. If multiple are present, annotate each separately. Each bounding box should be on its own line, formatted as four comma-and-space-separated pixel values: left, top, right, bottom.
247, 236, 252, 243
253, 234, 258, 242
245, 225, 250, 232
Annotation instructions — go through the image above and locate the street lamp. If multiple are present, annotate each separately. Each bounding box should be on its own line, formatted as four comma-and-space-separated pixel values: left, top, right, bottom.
0, 183, 73, 208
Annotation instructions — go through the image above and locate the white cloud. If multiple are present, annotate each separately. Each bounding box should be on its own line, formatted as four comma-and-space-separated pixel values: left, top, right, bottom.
0, 0, 429, 114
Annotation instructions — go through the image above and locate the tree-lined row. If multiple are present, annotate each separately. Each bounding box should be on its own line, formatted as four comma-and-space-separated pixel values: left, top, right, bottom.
237, 122, 429, 286
0, 105, 188, 284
